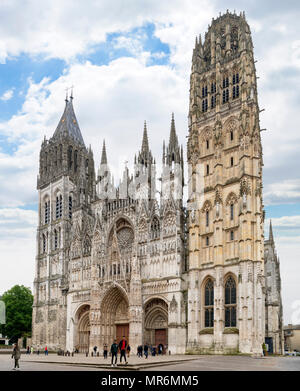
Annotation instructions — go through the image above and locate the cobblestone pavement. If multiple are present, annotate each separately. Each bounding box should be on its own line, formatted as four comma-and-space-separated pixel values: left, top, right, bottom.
0, 353, 299, 371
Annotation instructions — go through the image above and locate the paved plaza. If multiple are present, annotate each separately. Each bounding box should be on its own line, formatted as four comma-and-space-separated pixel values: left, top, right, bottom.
0, 353, 300, 371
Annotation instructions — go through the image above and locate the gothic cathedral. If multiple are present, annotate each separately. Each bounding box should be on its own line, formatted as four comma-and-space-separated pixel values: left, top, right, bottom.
32, 11, 283, 355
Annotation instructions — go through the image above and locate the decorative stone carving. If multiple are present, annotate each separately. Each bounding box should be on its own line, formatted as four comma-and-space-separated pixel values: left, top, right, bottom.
170, 295, 178, 313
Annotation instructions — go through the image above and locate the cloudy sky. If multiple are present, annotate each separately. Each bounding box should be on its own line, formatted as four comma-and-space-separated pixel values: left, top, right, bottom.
0, 0, 299, 325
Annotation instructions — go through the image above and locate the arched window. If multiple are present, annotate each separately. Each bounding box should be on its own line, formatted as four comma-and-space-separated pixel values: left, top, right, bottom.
69, 196, 72, 219
230, 230, 234, 241
232, 73, 240, 99
211, 82, 216, 108
42, 234, 46, 253
225, 276, 237, 327
206, 210, 209, 227
68, 146, 73, 170
204, 279, 214, 327
56, 195, 62, 219
54, 229, 58, 250
151, 217, 160, 239
222, 77, 229, 103
230, 130, 234, 141
230, 203, 234, 220
44, 201, 50, 224
74, 150, 78, 172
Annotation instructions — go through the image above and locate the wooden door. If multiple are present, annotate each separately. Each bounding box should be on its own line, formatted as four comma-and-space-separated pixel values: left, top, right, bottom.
155, 329, 167, 347
116, 324, 129, 344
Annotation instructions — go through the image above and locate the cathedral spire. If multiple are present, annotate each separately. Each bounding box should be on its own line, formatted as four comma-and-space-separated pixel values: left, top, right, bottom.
141, 120, 149, 154
169, 112, 178, 150
100, 139, 107, 165
53, 95, 85, 146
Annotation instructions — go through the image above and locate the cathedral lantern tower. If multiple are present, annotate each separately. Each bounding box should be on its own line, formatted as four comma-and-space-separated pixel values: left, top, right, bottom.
187, 11, 265, 354
32, 94, 95, 350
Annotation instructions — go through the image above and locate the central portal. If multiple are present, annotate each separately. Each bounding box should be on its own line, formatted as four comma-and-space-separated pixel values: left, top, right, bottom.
116, 324, 129, 344
100, 286, 129, 347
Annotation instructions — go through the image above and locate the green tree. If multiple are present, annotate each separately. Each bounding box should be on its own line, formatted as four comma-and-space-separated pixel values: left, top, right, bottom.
0, 285, 33, 342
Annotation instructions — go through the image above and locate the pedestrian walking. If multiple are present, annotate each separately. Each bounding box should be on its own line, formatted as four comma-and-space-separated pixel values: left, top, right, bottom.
103, 343, 108, 359
45, 346, 48, 356
26, 346, 30, 355
126, 344, 131, 358
12, 343, 21, 370
144, 343, 149, 359
118, 336, 128, 364
138, 345, 143, 357
93, 346, 97, 356
30, 346, 34, 355
110, 339, 118, 367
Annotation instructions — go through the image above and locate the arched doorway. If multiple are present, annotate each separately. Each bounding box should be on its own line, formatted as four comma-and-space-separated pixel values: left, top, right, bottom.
144, 298, 168, 349
75, 305, 90, 353
100, 286, 129, 346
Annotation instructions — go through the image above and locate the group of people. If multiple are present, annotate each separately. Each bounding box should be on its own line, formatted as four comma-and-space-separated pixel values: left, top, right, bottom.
109, 336, 130, 367
137, 343, 165, 358
26, 345, 48, 355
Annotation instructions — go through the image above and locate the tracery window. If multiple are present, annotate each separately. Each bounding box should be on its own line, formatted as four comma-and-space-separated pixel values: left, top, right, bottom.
222, 77, 229, 103
74, 150, 78, 172
204, 279, 214, 327
232, 73, 239, 99
56, 195, 62, 219
54, 229, 58, 250
225, 276, 237, 327
230, 203, 234, 220
69, 196, 72, 219
211, 82, 216, 108
202, 98, 208, 112
68, 146, 73, 170
44, 201, 50, 224
206, 210, 209, 227
151, 216, 160, 240
42, 234, 46, 253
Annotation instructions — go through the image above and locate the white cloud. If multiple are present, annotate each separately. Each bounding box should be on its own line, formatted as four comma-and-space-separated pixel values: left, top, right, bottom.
0, 89, 13, 101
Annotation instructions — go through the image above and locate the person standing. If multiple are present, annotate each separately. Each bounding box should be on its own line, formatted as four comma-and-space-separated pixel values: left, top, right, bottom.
144, 343, 149, 359
45, 346, 48, 356
30, 346, 34, 355
12, 343, 21, 370
110, 339, 118, 367
26, 346, 30, 355
118, 336, 128, 364
103, 343, 108, 359
126, 344, 131, 358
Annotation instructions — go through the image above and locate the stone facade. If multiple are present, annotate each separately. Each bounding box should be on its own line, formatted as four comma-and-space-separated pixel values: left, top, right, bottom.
32, 11, 282, 356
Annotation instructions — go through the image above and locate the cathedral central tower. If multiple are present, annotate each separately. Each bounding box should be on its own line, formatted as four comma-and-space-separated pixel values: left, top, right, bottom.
187, 11, 265, 354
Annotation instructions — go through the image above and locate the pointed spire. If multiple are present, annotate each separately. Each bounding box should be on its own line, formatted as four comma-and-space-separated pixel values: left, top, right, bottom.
169, 112, 178, 149
53, 95, 85, 145
269, 220, 274, 243
100, 139, 107, 165
141, 120, 149, 153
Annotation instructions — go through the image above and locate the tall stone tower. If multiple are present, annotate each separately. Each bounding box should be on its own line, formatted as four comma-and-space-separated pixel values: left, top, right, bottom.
32, 95, 95, 350
187, 11, 265, 354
